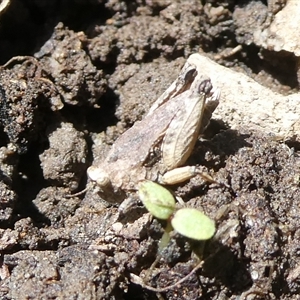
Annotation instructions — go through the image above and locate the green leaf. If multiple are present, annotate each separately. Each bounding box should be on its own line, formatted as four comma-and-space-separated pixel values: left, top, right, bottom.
171, 208, 215, 240
138, 181, 175, 219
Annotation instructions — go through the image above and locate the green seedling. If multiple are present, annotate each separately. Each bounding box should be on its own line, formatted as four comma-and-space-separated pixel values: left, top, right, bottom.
171, 208, 215, 240
138, 180, 215, 241
135, 180, 216, 292
138, 180, 175, 220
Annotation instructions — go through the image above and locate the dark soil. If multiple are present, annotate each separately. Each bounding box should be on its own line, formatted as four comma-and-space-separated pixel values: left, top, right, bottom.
0, 1, 299, 299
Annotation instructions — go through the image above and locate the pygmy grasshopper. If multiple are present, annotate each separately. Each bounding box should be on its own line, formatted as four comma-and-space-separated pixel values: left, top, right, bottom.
87, 54, 220, 202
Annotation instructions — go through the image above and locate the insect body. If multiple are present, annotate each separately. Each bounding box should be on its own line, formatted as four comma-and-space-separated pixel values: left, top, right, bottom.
87, 54, 220, 202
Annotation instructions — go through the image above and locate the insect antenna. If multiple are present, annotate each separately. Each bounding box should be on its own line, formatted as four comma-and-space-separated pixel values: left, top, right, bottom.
65, 182, 93, 198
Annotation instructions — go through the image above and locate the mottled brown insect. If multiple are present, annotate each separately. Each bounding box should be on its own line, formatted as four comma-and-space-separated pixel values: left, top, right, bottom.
88, 54, 220, 201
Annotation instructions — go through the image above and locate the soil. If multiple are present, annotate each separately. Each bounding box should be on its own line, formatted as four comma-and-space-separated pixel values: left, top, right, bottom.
0, 1, 299, 299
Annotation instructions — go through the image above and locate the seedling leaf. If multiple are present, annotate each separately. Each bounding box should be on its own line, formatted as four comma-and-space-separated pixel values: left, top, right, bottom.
171, 208, 215, 240
138, 181, 175, 219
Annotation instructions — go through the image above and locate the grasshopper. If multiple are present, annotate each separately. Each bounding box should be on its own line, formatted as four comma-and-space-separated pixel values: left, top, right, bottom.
87, 54, 220, 202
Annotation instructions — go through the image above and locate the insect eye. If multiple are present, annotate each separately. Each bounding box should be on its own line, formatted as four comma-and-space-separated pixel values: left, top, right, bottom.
87, 166, 111, 187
